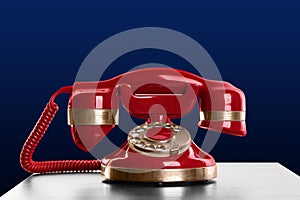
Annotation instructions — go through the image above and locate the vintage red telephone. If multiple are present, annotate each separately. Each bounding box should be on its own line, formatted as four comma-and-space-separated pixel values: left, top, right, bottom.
20, 68, 246, 182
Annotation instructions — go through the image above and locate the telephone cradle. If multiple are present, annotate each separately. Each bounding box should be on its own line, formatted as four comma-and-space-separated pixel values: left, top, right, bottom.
20, 68, 246, 182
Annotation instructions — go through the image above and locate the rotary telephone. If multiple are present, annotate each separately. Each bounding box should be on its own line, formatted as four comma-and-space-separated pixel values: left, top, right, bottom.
20, 68, 246, 182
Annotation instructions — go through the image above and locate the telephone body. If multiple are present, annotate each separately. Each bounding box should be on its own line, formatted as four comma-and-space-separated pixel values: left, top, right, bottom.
20, 68, 246, 182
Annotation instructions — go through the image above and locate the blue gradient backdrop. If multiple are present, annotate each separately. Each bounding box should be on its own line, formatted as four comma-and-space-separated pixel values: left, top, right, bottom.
0, 0, 299, 195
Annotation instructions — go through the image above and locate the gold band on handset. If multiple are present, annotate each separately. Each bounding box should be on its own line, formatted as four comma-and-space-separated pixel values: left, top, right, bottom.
200, 111, 246, 121
67, 108, 119, 126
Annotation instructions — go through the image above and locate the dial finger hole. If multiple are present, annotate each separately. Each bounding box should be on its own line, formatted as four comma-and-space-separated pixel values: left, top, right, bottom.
134, 127, 144, 132
156, 145, 166, 151
172, 126, 183, 132
153, 122, 163, 128
130, 132, 140, 138
145, 144, 156, 151
136, 141, 146, 147
164, 123, 173, 129
130, 137, 140, 144
142, 123, 152, 129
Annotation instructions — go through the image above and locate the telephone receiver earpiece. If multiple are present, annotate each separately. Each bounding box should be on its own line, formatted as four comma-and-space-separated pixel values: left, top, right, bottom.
20, 67, 246, 181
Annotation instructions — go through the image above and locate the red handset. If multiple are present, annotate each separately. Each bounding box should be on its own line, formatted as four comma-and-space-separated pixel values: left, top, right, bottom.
20, 68, 246, 182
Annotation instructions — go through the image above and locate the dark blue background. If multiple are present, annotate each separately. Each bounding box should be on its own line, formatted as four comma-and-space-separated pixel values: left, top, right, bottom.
1, 0, 299, 196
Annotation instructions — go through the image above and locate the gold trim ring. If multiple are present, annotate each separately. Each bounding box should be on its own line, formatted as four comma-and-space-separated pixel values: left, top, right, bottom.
101, 165, 217, 182
200, 111, 245, 121
67, 108, 119, 125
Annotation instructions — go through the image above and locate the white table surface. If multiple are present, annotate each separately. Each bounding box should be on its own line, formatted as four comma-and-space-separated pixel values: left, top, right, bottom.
1, 163, 300, 200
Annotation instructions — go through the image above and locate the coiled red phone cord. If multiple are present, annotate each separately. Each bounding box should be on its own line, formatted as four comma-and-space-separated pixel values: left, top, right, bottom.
20, 86, 101, 173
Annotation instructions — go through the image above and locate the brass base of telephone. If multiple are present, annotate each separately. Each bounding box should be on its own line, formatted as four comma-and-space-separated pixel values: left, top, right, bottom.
101, 165, 217, 182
